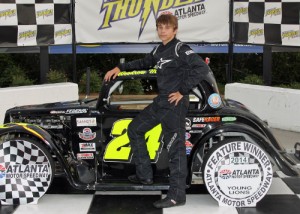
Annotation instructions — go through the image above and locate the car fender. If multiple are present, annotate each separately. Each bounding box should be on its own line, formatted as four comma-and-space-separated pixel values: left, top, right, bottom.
0, 123, 54, 148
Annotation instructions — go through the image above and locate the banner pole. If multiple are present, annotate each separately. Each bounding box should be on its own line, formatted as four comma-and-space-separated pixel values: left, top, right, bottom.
227, 0, 234, 83
71, 0, 77, 83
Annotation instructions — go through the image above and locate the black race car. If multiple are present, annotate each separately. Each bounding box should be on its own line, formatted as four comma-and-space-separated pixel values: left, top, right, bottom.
1, 68, 299, 206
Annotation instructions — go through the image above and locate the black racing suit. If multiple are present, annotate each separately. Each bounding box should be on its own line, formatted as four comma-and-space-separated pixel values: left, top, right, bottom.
119, 38, 209, 202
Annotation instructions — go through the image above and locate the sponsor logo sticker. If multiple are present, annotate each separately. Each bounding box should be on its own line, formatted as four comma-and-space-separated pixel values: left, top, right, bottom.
208, 93, 222, 109
77, 153, 94, 160
79, 128, 96, 141
192, 124, 206, 128
193, 117, 220, 123
185, 141, 193, 155
185, 118, 192, 130
76, 118, 97, 127
66, 109, 88, 114
79, 143, 96, 152
185, 132, 191, 140
222, 117, 237, 122
204, 141, 272, 207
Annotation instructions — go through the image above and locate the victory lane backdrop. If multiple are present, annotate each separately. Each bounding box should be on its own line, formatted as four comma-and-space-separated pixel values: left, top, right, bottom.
0, 0, 72, 47
233, 0, 300, 46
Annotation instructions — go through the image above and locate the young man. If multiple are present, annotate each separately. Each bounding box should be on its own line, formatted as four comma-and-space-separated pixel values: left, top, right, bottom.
104, 14, 209, 208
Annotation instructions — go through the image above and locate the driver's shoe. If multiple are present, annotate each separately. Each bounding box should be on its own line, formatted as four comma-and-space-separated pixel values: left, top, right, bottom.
128, 174, 153, 185
153, 197, 186, 208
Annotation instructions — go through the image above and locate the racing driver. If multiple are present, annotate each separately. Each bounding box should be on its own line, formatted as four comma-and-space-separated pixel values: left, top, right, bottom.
104, 13, 210, 208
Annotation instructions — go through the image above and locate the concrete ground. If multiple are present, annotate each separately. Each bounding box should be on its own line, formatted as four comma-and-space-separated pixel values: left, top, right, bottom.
270, 128, 300, 150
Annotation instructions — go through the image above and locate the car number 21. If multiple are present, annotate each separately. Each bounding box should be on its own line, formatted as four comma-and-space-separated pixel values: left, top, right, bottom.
104, 119, 162, 162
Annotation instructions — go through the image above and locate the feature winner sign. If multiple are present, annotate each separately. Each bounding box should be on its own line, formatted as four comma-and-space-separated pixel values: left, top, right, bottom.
204, 141, 273, 207
75, 0, 229, 43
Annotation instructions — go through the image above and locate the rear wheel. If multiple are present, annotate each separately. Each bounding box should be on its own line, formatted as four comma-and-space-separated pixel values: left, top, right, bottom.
0, 137, 54, 205
201, 138, 273, 207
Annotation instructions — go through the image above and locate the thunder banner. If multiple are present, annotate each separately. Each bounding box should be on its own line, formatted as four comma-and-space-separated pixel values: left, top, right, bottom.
75, 0, 229, 43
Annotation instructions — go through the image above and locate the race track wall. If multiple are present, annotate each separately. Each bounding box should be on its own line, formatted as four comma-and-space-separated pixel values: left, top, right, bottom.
0, 83, 78, 125
225, 83, 300, 133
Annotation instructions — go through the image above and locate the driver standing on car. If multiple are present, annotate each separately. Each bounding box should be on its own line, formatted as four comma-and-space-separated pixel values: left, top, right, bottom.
104, 13, 209, 208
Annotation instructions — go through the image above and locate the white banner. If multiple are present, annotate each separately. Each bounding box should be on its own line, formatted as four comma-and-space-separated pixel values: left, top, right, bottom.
75, 0, 229, 43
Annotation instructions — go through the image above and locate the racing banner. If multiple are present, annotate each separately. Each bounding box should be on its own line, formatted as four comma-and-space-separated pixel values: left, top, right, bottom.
233, 0, 300, 46
75, 0, 229, 43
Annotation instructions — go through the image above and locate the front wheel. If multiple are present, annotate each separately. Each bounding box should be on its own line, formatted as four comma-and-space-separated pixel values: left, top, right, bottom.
0, 137, 54, 205
202, 138, 273, 207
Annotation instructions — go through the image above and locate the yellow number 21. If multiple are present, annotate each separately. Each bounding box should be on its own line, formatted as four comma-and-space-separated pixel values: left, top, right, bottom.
104, 119, 162, 162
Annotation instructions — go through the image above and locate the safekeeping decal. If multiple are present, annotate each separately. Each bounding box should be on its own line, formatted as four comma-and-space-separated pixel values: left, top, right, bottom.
104, 119, 162, 162
77, 153, 94, 160
193, 117, 220, 123
79, 143, 96, 152
204, 141, 273, 207
76, 118, 97, 127
79, 128, 96, 141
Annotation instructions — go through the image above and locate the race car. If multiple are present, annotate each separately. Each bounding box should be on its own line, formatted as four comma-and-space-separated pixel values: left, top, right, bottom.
0, 68, 299, 206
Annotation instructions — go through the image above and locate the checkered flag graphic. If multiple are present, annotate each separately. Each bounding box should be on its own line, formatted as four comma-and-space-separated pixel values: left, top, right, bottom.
0, 139, 53, 205
0, 0, 72, 47
233, 0, 300, 46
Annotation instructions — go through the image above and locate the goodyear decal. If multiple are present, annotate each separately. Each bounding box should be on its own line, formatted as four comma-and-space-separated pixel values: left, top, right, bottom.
19, 30, 37, 40
104, 119, 162, 162
265, 7, 281, 17
249, 28, 264, 38
282, 30, 300, 40
118, 69, 157, 76
234, 7, 247, 16
99, 0, 205, 38
0, 9, 17, 19
36, 9, 54, 19
55, 28, 72, 38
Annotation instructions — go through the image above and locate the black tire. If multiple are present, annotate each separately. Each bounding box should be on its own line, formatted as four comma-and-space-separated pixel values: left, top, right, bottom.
0, 137, 55, 205
201, 138, 273, 207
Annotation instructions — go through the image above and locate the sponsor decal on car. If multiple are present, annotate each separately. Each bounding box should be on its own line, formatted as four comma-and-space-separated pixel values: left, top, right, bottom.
222, 117, 237, 122
66, 108, 88, 114
185, 132, 191, 140
185, 118, 192, 130
77, 153, 94, 160
76, 118, 97, 127
204, 141, 273, 207
208, 93, 222, 109
192, 124, 206, 128
79, 128, 96, 141
79, 143, 96, 152
189, 130, 202, 134
50, 110, 65, 114
193, 117, 220, 123
185, 141, 193, 155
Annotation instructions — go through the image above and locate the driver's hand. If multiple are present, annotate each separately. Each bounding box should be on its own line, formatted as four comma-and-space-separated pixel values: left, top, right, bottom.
104, 67, 121, 82
168, 91, 183, 106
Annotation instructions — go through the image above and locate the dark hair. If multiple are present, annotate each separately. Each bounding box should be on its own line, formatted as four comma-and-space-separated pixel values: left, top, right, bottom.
156, 14, 178, 30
